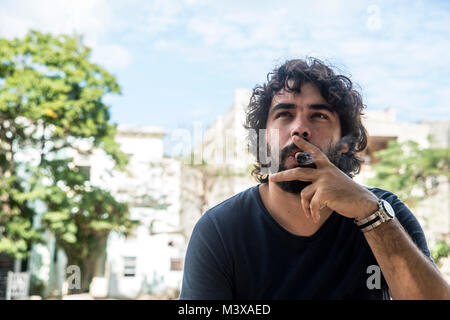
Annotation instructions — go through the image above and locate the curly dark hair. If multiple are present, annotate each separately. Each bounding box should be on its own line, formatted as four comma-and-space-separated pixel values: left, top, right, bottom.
244, 57, 368, 183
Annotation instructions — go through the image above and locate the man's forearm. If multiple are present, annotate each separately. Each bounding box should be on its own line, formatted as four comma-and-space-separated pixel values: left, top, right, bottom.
364, 219, 450, 299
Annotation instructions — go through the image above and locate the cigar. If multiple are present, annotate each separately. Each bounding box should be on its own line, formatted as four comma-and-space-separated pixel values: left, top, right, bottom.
295, 151, 316, 168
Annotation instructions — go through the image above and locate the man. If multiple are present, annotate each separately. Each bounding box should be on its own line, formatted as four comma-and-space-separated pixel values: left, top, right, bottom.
180, 58, 450, 299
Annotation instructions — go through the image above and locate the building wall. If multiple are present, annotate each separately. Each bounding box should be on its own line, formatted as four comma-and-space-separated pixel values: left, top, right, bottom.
101, 125, 184, 299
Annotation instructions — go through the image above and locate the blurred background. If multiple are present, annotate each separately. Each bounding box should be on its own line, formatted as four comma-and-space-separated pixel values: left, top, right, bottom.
0, 0, 449, 300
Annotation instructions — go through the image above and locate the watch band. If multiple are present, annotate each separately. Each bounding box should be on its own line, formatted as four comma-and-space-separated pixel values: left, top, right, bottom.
354, 199, 393, 233
359, 217, 386, 233
354, 199, 383, 227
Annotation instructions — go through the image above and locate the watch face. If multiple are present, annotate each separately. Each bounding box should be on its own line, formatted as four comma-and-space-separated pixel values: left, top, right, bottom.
381, 199, 395, 218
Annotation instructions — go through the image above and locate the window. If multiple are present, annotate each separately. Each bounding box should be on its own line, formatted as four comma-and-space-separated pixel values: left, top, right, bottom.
123, 257, 136, 277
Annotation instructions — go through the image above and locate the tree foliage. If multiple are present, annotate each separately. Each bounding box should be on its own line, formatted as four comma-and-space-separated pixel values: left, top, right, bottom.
368, 138, 450, 209
431, 240, 450, 267
0, 30, 138, 290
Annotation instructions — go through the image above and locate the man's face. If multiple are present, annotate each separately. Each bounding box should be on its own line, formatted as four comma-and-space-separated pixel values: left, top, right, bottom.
265, 82, 345, 193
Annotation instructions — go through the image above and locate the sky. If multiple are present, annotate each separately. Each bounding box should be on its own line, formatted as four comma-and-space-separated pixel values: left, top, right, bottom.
1, 0, 449, 144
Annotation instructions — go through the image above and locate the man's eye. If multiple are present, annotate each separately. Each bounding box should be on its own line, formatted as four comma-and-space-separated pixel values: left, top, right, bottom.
312, 113, 329, 120
275, 112, 292, 119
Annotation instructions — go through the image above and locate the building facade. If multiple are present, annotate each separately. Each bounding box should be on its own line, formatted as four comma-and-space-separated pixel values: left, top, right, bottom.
91, 125, 185, 299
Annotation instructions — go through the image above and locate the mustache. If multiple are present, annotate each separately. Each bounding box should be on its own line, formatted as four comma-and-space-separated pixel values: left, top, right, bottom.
280, 135, 355, 163
280, 141, 316, 168
280, 138, 310, 162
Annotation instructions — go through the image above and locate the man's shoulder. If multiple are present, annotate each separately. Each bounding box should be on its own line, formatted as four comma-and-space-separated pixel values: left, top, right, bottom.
192, 184, 260, 238
365, 186, 401, 204
364, 185, 417, 224
205, 184, 260, 219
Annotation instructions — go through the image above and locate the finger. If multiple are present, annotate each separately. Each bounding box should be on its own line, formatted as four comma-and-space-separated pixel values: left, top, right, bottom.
309, 192, 324, 223
269, 167, 317, 182
300, 184, 316, 219
292, 135, 331, 168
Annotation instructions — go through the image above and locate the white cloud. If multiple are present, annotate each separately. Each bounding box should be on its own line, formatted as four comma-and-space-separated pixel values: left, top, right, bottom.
0, 0, 112, 40
125, 0, 185, 35
90, 44, 133, 70
0, 0, 132, 70
0, 13, 30, 38
187, 17, 251, 49
183, 0, 210, 6
153, 39, 178, 51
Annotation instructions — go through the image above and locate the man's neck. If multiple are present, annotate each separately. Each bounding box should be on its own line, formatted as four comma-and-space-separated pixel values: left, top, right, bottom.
258, 182, 333, 237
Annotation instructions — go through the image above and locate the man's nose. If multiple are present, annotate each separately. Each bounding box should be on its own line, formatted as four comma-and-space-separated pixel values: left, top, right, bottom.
290, 117, 311, 140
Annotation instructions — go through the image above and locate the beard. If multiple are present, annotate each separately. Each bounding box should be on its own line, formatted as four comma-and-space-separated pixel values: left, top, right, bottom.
272, 140, 343, 194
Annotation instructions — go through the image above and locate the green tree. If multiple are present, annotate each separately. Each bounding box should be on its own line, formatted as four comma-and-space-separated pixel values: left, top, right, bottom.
368, 138, 450, 209
431, 240, 450, 267
0, 30, 137, 292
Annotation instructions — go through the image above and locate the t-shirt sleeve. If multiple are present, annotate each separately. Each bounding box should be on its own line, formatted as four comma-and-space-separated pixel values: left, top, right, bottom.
372, 188, 433, 263
179, 212, 234, 300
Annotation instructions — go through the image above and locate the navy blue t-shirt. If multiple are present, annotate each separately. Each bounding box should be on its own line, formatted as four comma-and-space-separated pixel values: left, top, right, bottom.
180, 185, 432, 300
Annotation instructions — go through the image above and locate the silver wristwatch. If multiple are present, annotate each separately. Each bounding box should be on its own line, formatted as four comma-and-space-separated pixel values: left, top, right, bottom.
354, 199, 395, 233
